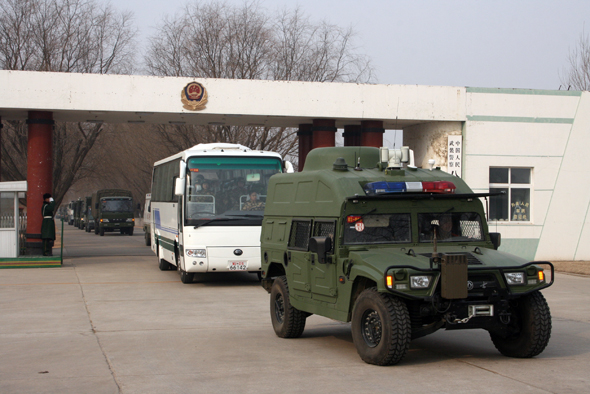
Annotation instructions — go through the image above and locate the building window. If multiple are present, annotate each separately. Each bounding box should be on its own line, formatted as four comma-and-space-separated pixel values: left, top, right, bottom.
489, 168, 532, 222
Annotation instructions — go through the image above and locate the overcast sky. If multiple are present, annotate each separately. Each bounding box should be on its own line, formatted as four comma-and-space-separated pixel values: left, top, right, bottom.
119, 0, 590, 90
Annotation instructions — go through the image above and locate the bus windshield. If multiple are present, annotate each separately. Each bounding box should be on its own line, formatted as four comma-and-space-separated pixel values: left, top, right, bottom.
101, 198, 133, 213
185, 156, 282, 226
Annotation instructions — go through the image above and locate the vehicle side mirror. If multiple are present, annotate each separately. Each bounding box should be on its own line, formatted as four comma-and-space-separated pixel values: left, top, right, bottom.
148, 205, 151, 213
284, 160, 295, 173
308, 236, 332, 264
489, 232, 501, 250
174, 177, 185, 196
179, 160, 187, 179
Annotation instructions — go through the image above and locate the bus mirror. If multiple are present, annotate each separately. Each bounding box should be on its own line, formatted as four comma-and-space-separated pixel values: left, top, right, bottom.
174, 177, 185, 196
284, 161, 295, 173
179, 161, 186, 179
148, 205, 151, 213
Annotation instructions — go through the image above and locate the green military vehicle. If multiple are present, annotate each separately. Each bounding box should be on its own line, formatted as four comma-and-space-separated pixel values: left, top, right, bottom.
260, 146, 553, 366
83, 195, 95, 232
73, 198, 83, 229
92, 189, 136, 236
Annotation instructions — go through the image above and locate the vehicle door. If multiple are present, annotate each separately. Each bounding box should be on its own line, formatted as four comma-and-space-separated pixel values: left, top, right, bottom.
286, 219, 312, 299
309, 220, 338, 303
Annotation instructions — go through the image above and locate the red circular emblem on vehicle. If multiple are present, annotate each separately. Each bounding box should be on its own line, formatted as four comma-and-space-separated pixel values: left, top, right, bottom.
355, 222, 365, 232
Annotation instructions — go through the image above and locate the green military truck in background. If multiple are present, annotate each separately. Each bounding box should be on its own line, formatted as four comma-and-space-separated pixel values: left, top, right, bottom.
73, 198, 83, 229
260, 146, 553, 366
83, 195, 95, 232
92, 189, 136, 236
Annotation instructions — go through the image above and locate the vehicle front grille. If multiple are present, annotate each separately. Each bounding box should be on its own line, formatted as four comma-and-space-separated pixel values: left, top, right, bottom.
420, 252, 483, 265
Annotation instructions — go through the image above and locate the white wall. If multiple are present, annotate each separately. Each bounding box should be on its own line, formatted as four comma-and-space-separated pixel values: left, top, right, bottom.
464, 88, 589, 261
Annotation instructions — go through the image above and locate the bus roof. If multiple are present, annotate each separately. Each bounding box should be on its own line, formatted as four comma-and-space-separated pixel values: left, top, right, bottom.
153, 143, 283, 167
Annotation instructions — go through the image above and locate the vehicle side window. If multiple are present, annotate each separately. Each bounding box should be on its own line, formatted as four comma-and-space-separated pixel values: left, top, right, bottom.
288, 219, 311, 250
313, 220, 336, 252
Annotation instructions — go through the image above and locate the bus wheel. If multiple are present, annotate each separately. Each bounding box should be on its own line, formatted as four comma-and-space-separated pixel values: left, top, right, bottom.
179, 270, 194, 284
270, 276, 306, 338
159, 259, 172, 271
351, 288, 411, 366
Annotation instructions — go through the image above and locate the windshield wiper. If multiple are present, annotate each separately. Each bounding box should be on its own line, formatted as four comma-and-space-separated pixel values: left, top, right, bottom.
349, 208, 377, 223
225, 213, 263, 218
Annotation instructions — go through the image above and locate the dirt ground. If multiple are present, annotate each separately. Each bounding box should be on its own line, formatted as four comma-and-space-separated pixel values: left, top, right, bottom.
551, 261, 590, 276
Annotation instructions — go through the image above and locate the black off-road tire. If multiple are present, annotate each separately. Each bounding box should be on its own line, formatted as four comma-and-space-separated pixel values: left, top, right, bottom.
270, 276, 307, 338
351, 288, 411, 366
99, 227, 104, 236
490, 291, 552, 358
128, 228, 134, 236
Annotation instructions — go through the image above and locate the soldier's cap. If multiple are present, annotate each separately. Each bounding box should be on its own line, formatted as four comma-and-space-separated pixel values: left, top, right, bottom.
43, 193, 52, 199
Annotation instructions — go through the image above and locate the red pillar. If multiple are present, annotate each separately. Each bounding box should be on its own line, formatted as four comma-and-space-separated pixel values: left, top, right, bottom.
25, 111, 54, 255
297, 124, 313, 172
361, 120, 385, 148
312, 119, 336, 149
343, 125, 361, 146
0, 117, 3, 180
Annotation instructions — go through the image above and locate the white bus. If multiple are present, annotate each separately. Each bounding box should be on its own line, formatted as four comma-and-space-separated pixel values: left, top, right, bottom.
150, 143, 292, 283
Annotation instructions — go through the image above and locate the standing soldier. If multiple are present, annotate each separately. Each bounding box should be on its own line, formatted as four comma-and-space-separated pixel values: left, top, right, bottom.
41, 193, 56, 256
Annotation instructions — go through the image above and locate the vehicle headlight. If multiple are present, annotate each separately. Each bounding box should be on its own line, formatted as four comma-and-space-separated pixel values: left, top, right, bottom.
186, 249, 206, 258
126, 218, 134, 222
102, 219, 109, 223
505, 272, 525, 285
410, 275, 432, 289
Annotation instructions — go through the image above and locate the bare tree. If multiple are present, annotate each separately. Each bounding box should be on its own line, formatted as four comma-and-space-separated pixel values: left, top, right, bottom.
144, 0, 372, 160
560, 29, 590, 91
270, 7, 373, 83
0, 0, 137, 207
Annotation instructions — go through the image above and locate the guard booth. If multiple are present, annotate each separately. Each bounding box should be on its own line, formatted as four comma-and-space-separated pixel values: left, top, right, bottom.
0, 181, 27, 258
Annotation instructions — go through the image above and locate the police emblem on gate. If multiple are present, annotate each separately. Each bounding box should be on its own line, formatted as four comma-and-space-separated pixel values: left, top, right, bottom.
234, 249, 243, 256
467, 280, 474, 290
181, 82, 208, 111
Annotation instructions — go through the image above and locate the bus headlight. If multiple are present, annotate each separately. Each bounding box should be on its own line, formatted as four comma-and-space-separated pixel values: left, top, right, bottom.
410, 275, 432, 289
186, 249, 206, 258
505, 272, 525, 285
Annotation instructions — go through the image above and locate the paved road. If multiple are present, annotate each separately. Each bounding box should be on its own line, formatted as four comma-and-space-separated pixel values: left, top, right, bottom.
1, 225, 589, 393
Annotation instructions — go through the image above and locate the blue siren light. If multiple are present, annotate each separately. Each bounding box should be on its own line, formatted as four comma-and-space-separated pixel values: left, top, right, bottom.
364, 181, 456, 195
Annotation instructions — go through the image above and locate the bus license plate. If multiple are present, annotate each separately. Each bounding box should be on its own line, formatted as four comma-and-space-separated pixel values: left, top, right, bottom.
228, 261, 247, 271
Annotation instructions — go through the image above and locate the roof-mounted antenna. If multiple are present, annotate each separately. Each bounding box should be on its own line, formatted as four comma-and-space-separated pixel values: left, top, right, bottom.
354, 157, 362, 171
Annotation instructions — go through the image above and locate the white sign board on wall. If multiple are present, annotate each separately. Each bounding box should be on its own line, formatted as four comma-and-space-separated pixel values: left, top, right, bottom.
448, 135, 462, 177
